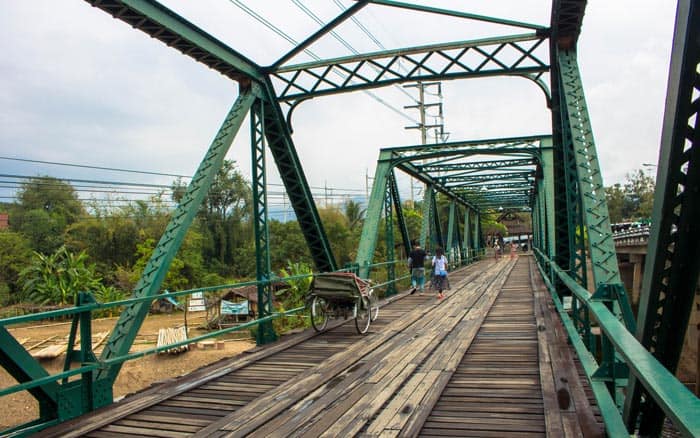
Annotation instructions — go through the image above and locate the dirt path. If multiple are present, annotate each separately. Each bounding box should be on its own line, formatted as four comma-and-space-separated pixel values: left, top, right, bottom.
1, 312, 255, 430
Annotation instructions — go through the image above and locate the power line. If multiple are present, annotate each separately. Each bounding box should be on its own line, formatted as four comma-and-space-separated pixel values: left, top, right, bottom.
0, 157, 367, 193
332, 0, 386, 49
291, 0, 415, 102
228, 0, 419, 124
0, 156, 191, 179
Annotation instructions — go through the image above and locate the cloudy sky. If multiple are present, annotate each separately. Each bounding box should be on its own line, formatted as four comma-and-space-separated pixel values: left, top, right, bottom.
0, 1, 678, 211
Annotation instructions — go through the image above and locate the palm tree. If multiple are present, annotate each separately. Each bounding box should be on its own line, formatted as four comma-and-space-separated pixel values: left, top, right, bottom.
344, 200, 366, 231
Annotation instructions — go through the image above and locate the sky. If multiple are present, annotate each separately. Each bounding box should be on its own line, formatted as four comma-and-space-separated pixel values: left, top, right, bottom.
0, 1, 678, 213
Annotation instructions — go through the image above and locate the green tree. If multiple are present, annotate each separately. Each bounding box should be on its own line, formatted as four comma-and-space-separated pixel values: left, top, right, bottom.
624, 169, 655, 220
605, 183, 626, 223
65, 216, 139, 275
605, 169, 656, 222
273, 261, 313, 333
269, 220, 311, 272
19, 246, 102, 305
127, 231, 205, 292
172, 160, 252, 275
344, 200, 365, 232
12, 177, 84, 254
0, 231, 33, 304
319, 207, 354, 267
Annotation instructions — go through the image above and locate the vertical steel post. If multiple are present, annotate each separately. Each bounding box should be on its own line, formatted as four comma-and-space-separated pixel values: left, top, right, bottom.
463, 208, 471, 262
474, 211, 481, 255
420, 186, 434, 250
389, 169, 411, 256
384, 177, 396, 295
625, 1, 700, 433
431, 193, 443, 249
446, 201, 456, 266
251, 99, 277, 345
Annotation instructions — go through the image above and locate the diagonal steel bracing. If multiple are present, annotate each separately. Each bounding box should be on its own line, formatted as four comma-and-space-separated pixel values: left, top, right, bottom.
418, 158, 536, 173
97, 86, 256, 384
624, 1, 700, 435
272, 34, 548, 102
260, 86, 337, 272
85, 0, 264, 82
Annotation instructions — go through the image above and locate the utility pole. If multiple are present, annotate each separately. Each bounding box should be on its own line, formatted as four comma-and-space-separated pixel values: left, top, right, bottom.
404, 81, 447, 207
365, 168, 374, 208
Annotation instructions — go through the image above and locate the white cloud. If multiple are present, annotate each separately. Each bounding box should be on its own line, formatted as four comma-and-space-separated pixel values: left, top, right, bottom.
0, 0, 678, 202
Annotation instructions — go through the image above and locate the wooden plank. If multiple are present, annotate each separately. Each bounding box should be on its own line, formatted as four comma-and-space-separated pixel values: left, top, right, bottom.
193, 263, 501, 437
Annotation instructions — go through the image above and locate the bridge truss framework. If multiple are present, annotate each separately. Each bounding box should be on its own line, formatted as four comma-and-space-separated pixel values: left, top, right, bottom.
0, 0, 699, 436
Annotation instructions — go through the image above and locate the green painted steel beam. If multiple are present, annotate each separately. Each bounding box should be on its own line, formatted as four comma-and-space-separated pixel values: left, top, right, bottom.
389, 169, 411, 256
557, 50, 626, 290
431, 193, 443, 249
273, 34, 548, 101
625, 1, 700, 434
541, 139, 556, 260
271, 1, 369, 69
418, 158, 536, 173
538, 253, 700, 438
251, 100, 277, 345
97, 86, 256, 384
359, 0, 547, 30
420, 185, 434, 250
474, 212, 482, 252
446, 201, 456, 263
261, 82, 337, 272
438, 171, 534, 183
384, 177, 396, 295
394, 161, 478, 211
383, 134, 550, 157
463, 208, 471, 259
85, 0, 264, 83
454, 182, 529, 191
0, 327, 58, 416
551, 0, 587, 49
534, 258, 635, 438
356, 154, 393, 278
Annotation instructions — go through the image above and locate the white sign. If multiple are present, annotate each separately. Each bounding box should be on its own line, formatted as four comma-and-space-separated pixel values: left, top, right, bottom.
188, 292, 206, 312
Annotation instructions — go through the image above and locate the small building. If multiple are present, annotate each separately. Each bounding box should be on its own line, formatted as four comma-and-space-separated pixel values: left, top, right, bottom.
205, 284, 283, 330
0, 213, 8, 230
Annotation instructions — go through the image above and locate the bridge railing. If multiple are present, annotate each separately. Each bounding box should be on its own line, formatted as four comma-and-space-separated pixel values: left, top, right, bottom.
0, 256, 446, 404
533, 248, 700, 437
612, 224, 651, 246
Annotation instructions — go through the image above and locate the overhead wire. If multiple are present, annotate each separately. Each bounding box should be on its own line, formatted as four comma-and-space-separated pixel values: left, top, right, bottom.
0, 156, 366, 193
290, 0, 416, 102
228, 0, 419, 124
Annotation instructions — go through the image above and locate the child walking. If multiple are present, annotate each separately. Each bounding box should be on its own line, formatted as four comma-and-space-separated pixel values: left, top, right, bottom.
431, 247, 449, 300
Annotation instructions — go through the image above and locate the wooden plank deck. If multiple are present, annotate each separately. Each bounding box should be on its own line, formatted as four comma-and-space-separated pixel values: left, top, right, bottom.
40, 256, 603, 437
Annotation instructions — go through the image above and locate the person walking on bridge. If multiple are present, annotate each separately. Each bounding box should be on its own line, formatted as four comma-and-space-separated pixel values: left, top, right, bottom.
431, 247, 448, 300
408, 243, 427, 294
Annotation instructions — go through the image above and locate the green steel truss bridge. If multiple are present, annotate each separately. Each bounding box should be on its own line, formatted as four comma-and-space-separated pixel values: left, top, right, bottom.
1, 0, 698, 436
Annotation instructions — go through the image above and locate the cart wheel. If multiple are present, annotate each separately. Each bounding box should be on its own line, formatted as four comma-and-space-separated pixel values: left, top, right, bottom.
369, 289, 379, 321
354, 295, 371, 334
310, 296, 328, 332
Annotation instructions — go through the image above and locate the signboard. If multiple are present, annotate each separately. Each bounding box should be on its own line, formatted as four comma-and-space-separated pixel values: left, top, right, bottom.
188, 292, 206, 312
221, 300, 249, 315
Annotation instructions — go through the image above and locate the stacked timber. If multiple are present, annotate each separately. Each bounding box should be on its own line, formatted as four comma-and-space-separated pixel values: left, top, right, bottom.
30, 331, 110, 360
157, 326, 189, 354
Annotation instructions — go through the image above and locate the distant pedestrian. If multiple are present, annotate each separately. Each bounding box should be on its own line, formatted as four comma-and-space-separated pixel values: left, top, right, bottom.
407, 243, 427, 294
431, 247, 448, 300
494, 243, 501, 259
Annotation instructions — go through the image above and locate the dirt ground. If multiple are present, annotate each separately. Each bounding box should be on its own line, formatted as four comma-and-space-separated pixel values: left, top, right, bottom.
0, 312, 255, 430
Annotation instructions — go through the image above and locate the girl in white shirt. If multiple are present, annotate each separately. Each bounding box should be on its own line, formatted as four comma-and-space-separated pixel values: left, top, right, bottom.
431, 247, 448, 300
